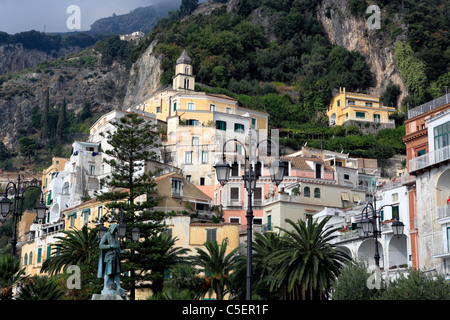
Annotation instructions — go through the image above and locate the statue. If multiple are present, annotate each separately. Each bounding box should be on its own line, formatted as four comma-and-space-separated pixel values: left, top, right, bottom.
97, 224, 126, 296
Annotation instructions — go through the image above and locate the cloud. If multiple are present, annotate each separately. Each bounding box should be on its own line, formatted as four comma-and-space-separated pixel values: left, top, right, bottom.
0, 0, 160, 34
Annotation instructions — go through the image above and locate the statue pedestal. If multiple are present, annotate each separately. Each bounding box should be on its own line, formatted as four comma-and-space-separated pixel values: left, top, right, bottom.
92, 293, 125, 300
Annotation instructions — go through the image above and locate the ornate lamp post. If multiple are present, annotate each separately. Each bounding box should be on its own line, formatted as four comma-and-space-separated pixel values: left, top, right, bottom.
0, 175, 48, 256
357, 196, 405, 267
214, 134, 286, 300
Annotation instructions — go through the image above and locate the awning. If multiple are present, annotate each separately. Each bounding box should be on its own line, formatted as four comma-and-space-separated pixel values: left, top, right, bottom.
341, 192, 349, 201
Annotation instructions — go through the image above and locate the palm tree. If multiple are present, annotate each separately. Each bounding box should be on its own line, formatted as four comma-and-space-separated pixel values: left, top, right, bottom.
229, 231, 284, 299
40, 225, 99, 275
265, 216, 351, 300
192, 239, 239, 300
0, 253, 25, 300
17, 275, 64, 300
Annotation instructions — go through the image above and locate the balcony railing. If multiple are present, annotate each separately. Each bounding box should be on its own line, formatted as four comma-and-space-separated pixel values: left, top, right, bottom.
264, 194, 302, 205
343, 116, 395, 125
408, 93, 450, 119
437, 205, 450, 220
409, 144, 450, 173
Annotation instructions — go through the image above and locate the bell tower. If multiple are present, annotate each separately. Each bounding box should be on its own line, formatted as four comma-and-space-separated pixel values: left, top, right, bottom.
173, 49, 195, 91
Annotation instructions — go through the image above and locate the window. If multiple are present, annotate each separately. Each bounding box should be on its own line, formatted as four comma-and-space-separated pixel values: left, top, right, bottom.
98, 206, 103, 220
234, 123, 245, 133
230, 187, 239, 201
82, 209, 90, 225
185, 151, 193, 164
89, 165, 95, 176
267, 215, 272, 231
314, 188, 321, 198
47, 245, 52, 259
185, 119, 199, 126
206, 229, 217, 243
417, 149, 426, 157
365, 102, 373, 107
229, 217, 240, 224
337, 99, 340, 107
192, 136, 199, 146
37, 248, 42, 263
348, 100, 355, 105
210, 104, 216, 112
304, 187, 310, 197
392, 193, 398, 202
374, 114, 380, 123
200, 177, 205, 185
69, 212, 76, 227
355, 112, 365, 119
254, 187, 262, 204
156, 106, 161, 113
201, 151, 208, 164
251, 118, 257, 130
184, 78, 190, 89
62, 182, 69, 195
231, 162, 239, 176
254, 218, 262, 225
315, 163, 322, 179
186, 175, 191, 182
216, 120, 227, 131
392, 205, 399, 220
255, 162, 262, 177
173, 102, 177, 112
24, 253, 28, 266
236, 144, 243, 155
434, 121, 450, 150
172, 179, 182, 196
344, 174, 350, 180
226, 107, 232, 114
187, 102, 195, 110
29, 252, 33, 264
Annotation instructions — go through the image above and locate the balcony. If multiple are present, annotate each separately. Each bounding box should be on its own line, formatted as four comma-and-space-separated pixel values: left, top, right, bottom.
437, 205, 450, 220
264, 194, 302, 205
343, 116, 395, 125
409, 144, 450, 173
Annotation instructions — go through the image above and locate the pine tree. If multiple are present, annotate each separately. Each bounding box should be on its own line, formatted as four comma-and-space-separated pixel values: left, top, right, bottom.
56, 98, 67, 141
96, 113, 167, 300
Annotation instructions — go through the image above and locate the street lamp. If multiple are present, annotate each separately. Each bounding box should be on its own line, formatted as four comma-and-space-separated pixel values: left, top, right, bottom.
0, 175, 48, 256
357, 197, 405, 267
214, 135, 285, 300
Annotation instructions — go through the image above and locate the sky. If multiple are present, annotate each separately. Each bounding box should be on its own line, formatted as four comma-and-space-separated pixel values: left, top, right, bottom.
0, 0, 163, 34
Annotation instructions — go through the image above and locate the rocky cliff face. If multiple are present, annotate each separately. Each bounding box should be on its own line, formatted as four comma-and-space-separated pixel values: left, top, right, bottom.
317, 0, 408, 105
123, 41, 163, 108
0, 49, 130, 147
0, 43, 83, 75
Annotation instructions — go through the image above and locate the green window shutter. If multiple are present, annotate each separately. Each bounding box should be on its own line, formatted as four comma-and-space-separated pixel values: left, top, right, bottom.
46, 245, 52, 259
37, 248, 42, 263
355, 112, 365, 118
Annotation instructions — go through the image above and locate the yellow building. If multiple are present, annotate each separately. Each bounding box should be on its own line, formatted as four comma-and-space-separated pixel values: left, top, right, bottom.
327, 87, 395, 127
130, 49, 269, 186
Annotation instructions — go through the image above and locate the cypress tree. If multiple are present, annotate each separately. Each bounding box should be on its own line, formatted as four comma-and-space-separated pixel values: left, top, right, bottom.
56, 98, 67, 141
40, 89, 50, 144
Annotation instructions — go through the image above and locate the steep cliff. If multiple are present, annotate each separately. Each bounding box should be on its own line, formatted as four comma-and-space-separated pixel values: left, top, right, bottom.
0, 49, 130, 147
0, 43, 84, 75
317, 0, 408, 105
123, 41, 163, 108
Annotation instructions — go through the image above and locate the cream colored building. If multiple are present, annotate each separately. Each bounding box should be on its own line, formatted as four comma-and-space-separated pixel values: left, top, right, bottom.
130, 49, 269, 186
263, 182, 366, 233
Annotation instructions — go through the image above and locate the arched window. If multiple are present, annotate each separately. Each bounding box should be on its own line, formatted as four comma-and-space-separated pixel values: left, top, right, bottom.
24, 253, 28, 266
314, 188, 321, 198
62, 182, 70, 195
29, 252, 33, 265
185, 66, 189, 74
304, 187, 310, 197
184, 78, 190, 89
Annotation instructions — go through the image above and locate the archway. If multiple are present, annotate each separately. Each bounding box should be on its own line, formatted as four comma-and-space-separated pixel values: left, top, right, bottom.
330, 113, 336, 126
436, 169, 450, 207
388, 235, 408, 268
357, 239, 384, 268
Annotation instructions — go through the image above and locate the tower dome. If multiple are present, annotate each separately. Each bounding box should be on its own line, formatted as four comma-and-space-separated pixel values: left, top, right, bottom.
176, 49, 192, 65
